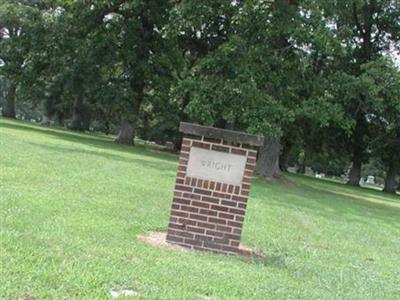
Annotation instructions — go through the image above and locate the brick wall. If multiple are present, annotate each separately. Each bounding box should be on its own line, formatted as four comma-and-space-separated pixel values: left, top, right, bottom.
166, 134, 258, 255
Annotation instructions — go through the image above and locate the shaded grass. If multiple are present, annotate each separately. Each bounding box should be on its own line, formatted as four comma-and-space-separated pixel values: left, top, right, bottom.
1, 118, 399, 299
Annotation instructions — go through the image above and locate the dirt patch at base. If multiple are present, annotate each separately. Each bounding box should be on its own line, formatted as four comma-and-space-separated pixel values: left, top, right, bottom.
138, 232, 266, 258
138, 232, 189, 252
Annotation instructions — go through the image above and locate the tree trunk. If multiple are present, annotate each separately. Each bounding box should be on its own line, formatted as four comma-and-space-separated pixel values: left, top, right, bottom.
279, 141, 293, 171
114, 78, 144, 145
2, 82, 17, 118
348, 157, 362, 186
255, 137, 281, 178
348, 115, 366, 186
69, 93, 85, 131
298, 150, 306, 174
383, 163, 399, 194
114, 121, 134, 145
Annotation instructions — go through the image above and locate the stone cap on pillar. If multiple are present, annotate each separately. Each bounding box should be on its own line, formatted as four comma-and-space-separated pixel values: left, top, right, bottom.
179, 122, 264, 147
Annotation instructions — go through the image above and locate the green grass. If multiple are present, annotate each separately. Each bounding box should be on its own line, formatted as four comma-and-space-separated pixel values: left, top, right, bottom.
1, 118, 399, 300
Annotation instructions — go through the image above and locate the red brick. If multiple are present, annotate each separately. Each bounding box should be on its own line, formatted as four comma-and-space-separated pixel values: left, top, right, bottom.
213, 191, 231, 199
167, 235, 184, 243
194, 188, 212, 196
203, 180, 209, 189
174, 191, 182, 197
232, 195, 247, 203
219, 212, 235, 220
244, 170, 252, 177
182, 138, 191, 146
176, 178, 184, 185
192, 141, 210, 149
235, 215, 244, 222
179, 158, 188, 165
224, 233, 241, 240
203, 240, 223, 250
172, 230, 194, 239
184, 238, 203, 247
221, 245, 239, 253
227, 221, 242, 228
197, 222, 216, 230
167, 228, 178, 236
205, 230, 224, 238
209, 181, 215, 190
242, 176, 250, 183
233, 228, 242, 235
181, 205, 199, 213
214, 237, 230, 245
191, 201, 209, 209
247, 157, 256, 164
208, 217, 226, 225
167, 132, 260, 255
178, 218, 196, 226
216, 225, 232, 233
176, 172, 186, 178
245, 165, 255, 172
231, 148, 247, 155
241, 183, 250, 190
183, 193, 201, 200
186, 226, 205, 234
178, 165, 187, 172
211, 144, 229, 152
195, 234, 213, 242
180, 152, 189, 159
168, 223, 185, 230
180, 145, 191, 152
229, 208, 245, 215
248, 150, 257, 158
169, 216, 178, 223
201, 196, 219, 204
230, 240, 240, 247
221, 200, 237, 207
176, 185, 193, 192
189, 213, 208, 221
171, 210, 188, 218
211, 204, 228, 212
238, 203, 246, 209
234, 186, 240, 194
199, 209, 218, 216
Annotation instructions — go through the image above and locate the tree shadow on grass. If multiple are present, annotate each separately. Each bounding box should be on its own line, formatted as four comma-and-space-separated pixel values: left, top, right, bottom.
1, 120, 178, 164
26, 141, 177, 175
290, 174, 400, 203
254, 179, 400, 230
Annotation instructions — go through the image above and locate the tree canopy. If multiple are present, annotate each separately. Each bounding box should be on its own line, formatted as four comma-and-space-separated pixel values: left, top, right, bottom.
1, 0, 399, 193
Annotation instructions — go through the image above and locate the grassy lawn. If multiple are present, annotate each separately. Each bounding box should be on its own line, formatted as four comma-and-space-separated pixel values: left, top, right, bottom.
1, 118, 399, 299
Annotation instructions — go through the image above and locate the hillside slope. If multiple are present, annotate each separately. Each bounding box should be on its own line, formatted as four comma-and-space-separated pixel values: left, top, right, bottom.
1, 118, 399, 299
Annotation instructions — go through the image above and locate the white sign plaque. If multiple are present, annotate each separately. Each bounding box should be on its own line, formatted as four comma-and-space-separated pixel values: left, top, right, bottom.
186, 147, 247, 186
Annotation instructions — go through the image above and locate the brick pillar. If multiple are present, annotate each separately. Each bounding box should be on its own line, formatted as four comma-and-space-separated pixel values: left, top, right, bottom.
166, 123, 263, 255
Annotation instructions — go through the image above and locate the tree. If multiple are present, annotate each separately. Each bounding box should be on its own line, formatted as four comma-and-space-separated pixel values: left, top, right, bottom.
360, 59, 400, 193
321, 0, 400, 186
0, 1, 43, 118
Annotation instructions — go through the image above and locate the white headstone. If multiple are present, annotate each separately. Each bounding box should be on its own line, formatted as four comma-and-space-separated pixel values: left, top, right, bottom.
186, 147, 247, 185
